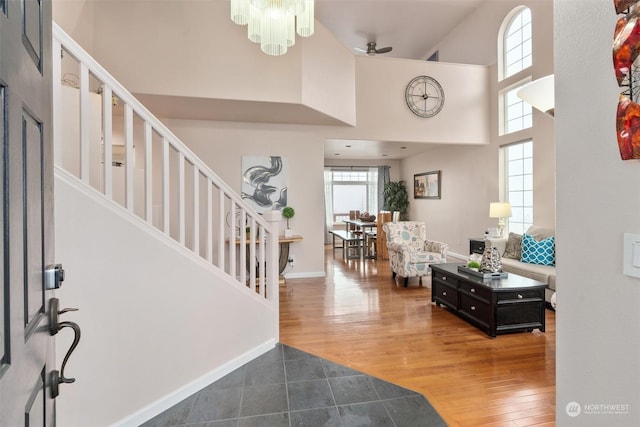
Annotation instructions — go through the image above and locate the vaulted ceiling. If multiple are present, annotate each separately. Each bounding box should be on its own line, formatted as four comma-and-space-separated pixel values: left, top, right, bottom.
315, 0, 485, 61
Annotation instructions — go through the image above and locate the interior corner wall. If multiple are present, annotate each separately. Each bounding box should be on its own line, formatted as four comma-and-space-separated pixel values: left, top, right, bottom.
429, 0, 508, 66
555, 0, 640, 425
401, 143, 496, 257
301, 23, 357, 126
163, 119, 327, 278
432, 0, 553, 68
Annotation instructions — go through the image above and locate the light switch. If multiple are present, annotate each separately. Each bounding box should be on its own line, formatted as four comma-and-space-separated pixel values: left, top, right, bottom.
634, 242, 640, 268
623, 233, 640, 278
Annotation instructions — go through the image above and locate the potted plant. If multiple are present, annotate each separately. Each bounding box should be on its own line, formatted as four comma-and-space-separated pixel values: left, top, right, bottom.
467, 260, 481, 271
383, 181, 409, 220
282, 206, 295, 237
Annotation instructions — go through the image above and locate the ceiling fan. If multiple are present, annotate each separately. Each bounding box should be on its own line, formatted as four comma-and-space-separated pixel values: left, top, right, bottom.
355, 42, 392, 56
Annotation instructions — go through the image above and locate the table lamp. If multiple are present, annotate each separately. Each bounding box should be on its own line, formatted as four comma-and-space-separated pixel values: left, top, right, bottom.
489, 202, 512, 238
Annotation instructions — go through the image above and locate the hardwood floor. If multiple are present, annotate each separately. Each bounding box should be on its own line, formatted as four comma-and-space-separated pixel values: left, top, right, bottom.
279, 246, 556, 427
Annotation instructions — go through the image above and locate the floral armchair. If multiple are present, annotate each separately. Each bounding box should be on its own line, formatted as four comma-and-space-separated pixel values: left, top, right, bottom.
383, 221, 448, 287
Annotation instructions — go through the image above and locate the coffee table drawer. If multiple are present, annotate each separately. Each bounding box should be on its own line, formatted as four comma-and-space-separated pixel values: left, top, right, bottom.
459, 294, 490, 327
433, 271, 458, 286
434, 282, 458, 307
497, 289, 543, 302
459, 281, 491, 301
497, 302, 544, 329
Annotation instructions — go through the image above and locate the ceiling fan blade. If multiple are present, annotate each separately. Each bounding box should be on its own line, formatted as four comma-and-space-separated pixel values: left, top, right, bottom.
355, 43, 393, 56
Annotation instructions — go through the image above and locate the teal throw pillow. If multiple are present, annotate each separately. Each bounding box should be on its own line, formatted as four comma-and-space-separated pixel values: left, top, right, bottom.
521, 234, 555, 266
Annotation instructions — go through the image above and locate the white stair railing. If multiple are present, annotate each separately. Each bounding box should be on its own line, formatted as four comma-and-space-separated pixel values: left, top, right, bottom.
52, 23, 279, 306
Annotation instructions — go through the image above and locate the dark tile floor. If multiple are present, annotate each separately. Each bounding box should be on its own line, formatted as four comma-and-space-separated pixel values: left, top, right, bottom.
140, 343, 447, 427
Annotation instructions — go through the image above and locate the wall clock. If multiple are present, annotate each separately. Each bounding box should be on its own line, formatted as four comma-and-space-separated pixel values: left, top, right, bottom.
405, 75, 445, 118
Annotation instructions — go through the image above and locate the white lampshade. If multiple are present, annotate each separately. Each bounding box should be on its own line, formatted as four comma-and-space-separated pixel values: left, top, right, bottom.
296, 0, 314, 37
230, 0, 250, 25
489, 202, 512, 218
287, 13, 295, 47
260, 0, 288, 56
247, 3, 261, 43
516, 74, 555, 117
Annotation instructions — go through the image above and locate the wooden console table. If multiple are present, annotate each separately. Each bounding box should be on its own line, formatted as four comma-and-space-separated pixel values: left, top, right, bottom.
277, 235, 303, 275
430, 263, 547, 338
233, 235, 303, 282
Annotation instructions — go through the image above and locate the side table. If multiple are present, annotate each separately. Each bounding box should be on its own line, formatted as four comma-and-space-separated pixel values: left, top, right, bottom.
469, 237, 486, 255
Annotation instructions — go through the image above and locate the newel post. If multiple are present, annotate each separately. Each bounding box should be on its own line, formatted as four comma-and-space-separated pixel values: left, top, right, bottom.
262, 210, 281, 341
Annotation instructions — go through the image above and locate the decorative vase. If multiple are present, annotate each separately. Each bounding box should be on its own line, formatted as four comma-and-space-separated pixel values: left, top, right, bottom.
480, 246, 503, 273
284, 229, 294, 238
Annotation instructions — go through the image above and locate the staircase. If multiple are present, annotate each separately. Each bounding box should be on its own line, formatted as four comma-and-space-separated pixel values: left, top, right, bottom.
52, 24, 281, 426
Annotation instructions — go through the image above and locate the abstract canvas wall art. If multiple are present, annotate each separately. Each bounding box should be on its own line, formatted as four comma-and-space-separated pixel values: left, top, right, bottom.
241, 155, 288, 213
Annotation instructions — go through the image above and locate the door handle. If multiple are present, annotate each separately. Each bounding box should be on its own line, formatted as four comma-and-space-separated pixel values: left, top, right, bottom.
49, 298, 81, 398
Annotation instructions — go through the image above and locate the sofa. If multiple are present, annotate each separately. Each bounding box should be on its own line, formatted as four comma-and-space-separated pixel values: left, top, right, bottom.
486, 225, 556, 309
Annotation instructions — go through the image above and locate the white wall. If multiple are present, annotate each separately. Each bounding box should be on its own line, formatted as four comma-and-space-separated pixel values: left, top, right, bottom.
402, 144, 498, 256
301, 23, 357, 125
55, 172, 278, 426
164, 119, 327, 279
54, 1, 491, 144
48, 2, 568, 424
327, 56, 490, 144
89, 0, 356, 125
430, 0, 547, 67
52, 0, 496, 281
401, 0, 555, 258
52, 0, 95, 54
324, 158, 402, 183
428, 0, 505, 66
556, 0, 640, 425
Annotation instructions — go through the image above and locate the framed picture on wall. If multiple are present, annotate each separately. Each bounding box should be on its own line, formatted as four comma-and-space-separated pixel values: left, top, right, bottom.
414, 170, 441, 199
241, 155, 288, 213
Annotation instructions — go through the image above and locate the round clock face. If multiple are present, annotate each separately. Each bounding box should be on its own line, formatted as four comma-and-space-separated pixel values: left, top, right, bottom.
405, 76, 445, 118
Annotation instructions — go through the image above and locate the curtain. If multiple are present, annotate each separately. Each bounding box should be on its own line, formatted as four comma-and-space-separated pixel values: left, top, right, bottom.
324, 166, 385, 243
323, 168, 333, 244
377, 166, 390, 212
367, 167, 378, 215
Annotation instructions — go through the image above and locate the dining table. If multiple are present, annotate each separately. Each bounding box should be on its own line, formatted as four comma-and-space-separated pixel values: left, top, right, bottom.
342, 219, 377, 258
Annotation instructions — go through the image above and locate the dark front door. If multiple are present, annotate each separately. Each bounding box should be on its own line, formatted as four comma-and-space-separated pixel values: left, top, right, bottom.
0, 0, 56, 425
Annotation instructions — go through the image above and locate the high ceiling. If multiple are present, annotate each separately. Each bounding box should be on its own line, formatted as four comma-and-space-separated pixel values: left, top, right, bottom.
315, 0, 485, 61
314, 0, 485, 160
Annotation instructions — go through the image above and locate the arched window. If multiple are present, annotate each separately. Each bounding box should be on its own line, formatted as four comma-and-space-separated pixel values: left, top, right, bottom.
502, 7, 532, 79
499, 6, 533, 135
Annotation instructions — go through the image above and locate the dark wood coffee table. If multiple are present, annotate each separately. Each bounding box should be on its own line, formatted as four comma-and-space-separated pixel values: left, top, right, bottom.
430, 263, 547, 337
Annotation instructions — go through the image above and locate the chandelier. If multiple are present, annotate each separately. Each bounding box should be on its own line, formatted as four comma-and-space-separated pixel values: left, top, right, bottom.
230, 0, 315, 56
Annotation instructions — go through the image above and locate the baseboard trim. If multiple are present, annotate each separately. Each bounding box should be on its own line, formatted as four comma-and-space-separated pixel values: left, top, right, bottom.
447, 252, 468, 261
284, 271, 326, 279
112, 339, 277, 427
